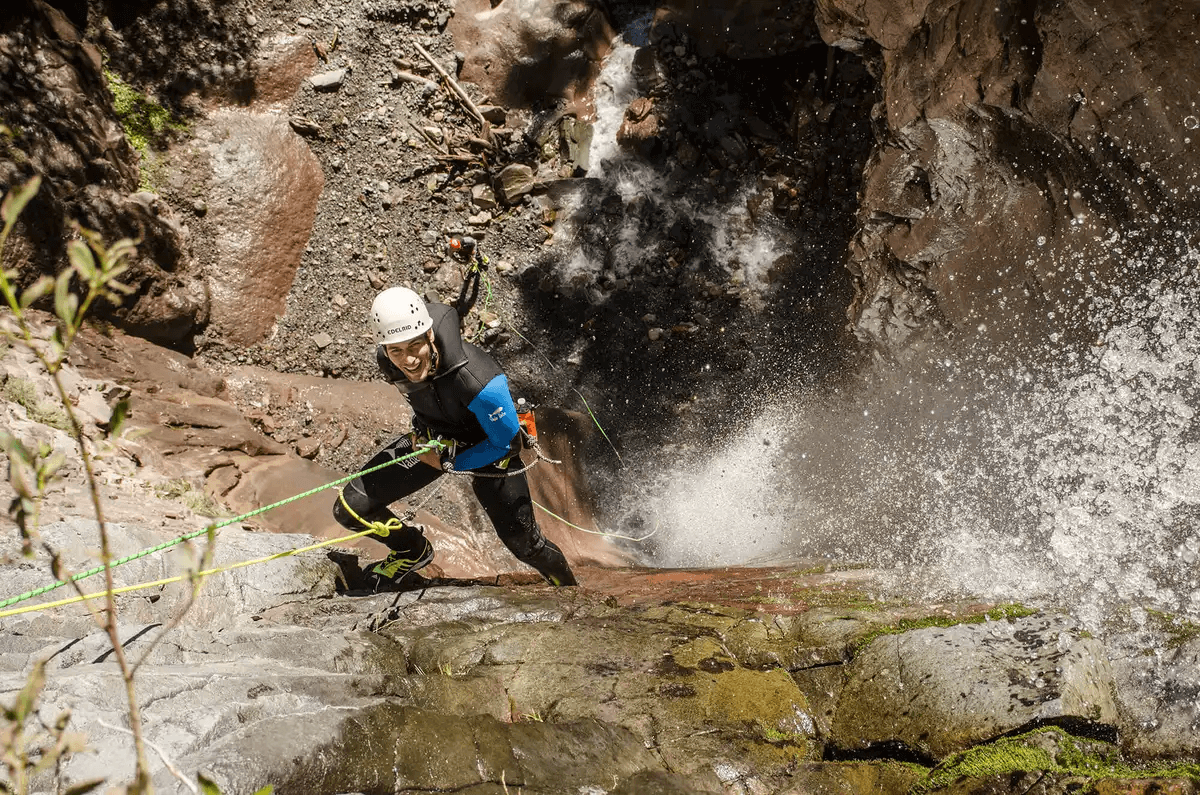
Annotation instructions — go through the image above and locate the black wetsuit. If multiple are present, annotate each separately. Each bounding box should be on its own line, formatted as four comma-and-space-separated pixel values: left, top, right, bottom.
332, 303, 576, 585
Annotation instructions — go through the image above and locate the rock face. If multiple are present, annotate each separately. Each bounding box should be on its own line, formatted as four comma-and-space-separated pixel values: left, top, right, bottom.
654, 0, 820, 58
814, 0, 1200, 355
0, 1, 207, 345
448, 0, 616, 115
193, 109, 324, 346
3, 341, 1199, 793
831, 614, 1116, 759
3, 555, 1199, 794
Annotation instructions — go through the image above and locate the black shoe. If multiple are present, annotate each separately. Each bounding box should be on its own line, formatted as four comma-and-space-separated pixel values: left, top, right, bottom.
525, 539, 577, 586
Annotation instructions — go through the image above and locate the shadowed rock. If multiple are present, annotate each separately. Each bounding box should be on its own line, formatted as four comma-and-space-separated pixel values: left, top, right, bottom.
814, 0, 1200, 356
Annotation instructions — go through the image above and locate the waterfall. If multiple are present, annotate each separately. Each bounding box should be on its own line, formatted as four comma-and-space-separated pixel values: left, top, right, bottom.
581, 18, 1200, 627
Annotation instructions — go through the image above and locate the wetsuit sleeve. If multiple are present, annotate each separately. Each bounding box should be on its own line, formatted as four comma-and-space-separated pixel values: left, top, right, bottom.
454, 374, 520, 470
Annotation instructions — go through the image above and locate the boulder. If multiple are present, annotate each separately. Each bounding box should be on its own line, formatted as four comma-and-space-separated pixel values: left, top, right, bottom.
830, 614, 1117, 759
195, 109, 324, 346
447, 0, 616, 114
815, 0, 1200, 356
494, 163, 537, 205
1107, 628, 1200, 759
617, 97, 661, 157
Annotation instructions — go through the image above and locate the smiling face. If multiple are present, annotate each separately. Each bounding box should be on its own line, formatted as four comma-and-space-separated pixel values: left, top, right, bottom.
384, 331, 437, 382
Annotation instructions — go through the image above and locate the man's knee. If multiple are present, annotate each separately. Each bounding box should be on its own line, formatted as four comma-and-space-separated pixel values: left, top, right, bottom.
332, 482, 375, 530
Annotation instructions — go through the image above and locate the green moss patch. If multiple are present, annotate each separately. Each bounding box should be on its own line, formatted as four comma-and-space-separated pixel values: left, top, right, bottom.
1144, 609, 1200, 649
914, 727, 1200, 793
852, 603, 1039, 657
3, 376, 70, 431
153, 477, 227, 518
104, 70, 187, 190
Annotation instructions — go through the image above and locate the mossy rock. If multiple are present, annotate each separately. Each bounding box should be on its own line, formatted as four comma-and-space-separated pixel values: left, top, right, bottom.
913, 727, 1200, 793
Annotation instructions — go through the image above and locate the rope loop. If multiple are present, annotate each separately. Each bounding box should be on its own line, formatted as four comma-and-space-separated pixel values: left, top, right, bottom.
336, 487, 406, 537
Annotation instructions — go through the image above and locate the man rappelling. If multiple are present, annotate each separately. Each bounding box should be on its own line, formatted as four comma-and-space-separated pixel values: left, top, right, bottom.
330, 272, 577, 589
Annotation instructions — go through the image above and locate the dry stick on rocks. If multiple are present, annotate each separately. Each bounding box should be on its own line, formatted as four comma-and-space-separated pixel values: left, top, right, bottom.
407, 118, 449, 155
394, 70, 438, 92
412, 41, 491, 144
99, 720, 199, 795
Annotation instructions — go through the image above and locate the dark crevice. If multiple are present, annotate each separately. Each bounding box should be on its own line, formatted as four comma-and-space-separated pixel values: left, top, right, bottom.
823, 739, 936, 767
823, 718, 1119, 770
788, 660, 844, 673
995, 716, 1119, 745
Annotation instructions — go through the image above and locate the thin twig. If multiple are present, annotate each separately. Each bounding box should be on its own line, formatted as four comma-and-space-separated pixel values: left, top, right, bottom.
407, 119, 449, 155
412, 41, 487, 131
98, 720, 199, 795
394, 70, 438, 91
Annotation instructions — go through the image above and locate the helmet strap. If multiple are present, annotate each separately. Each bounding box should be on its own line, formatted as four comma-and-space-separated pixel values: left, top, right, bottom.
428, 331, 439, 374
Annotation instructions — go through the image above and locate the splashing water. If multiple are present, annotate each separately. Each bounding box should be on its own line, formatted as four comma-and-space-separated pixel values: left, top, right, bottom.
577, 18, 1200, 625
555, 37, 793, 307
614, 243, 1200, 625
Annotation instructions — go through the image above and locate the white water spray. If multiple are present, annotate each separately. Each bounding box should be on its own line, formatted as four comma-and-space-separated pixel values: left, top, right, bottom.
575, 17, 1200, 627
615, 242, 1200, 625
555, 35, 794, 307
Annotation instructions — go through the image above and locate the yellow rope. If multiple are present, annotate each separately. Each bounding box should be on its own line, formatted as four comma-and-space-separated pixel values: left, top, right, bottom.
531, 499, 658, 543
336, 487, 404, 536
0, 525, 385, 620
0, 447, 655, 620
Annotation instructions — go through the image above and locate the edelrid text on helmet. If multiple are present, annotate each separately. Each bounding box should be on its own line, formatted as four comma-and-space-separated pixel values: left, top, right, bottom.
370, 287, 432, 345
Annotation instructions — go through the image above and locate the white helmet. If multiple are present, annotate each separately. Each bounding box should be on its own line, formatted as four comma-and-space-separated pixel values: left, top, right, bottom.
370, 287, 432, 345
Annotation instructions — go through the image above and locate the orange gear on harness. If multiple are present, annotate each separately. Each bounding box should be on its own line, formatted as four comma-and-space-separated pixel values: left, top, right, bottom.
516, 398, 538, 450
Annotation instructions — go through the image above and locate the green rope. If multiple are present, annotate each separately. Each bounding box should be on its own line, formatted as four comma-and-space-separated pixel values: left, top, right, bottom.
0, 440, 445, 610
572, 388, 622, 465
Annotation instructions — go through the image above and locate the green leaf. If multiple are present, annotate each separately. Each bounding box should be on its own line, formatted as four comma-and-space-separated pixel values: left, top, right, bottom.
54, 269, 75, 325
196, 772, 223, 795
106, 238, 138, 268
12, 657, 47, 723
41, 451, 66, 481
251, 787, 275, 795
19, 275, 53, 309
0, 175, 41, 226
7, 450, 36, 500
68, 238, 96, 282
62, 778, 106, 795
105, 398, 131, 438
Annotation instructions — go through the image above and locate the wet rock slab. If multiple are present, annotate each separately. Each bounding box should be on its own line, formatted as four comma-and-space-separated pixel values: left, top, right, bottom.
3, 556, 1199, 794
831, 613, 1117, 759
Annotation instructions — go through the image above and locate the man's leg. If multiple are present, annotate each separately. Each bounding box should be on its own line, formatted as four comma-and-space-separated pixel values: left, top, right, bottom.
472, 467, 577, 586
332, 434, 441, 579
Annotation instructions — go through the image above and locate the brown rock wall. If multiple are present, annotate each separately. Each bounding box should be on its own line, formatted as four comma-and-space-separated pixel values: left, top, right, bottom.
816, 0, 1200, 353
200, 110, 324, 346
0, 0, 206, 344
